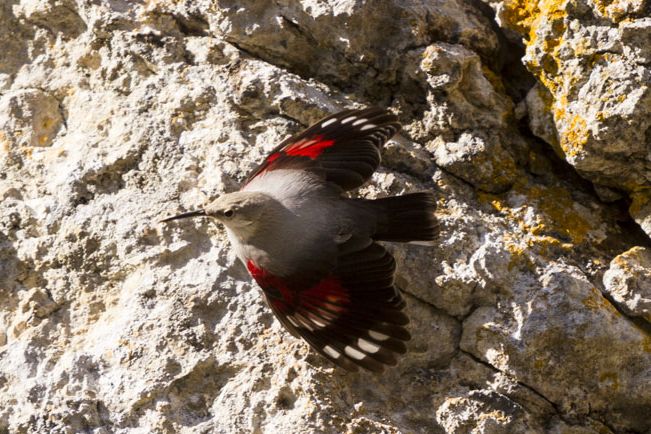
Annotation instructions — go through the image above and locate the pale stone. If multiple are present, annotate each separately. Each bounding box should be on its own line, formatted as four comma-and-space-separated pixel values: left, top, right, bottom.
0, 0, 649, 432
603, 246, 651, 323
497, 0, 651, 236
0, 89, 64, 147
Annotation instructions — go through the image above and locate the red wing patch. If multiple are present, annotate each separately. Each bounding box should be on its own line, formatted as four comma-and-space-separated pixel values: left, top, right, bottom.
302, 276, 349, 309
283, 135, 335, 159
245, 242, 411, 372
266, 152, 281, 163
247, 260, 348, 317
247, 135, 335, 182
247, 260, 295, 312
243, 107, 401, 190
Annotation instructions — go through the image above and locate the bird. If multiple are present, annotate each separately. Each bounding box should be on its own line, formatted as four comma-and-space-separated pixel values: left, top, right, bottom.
162, 107, 438, 372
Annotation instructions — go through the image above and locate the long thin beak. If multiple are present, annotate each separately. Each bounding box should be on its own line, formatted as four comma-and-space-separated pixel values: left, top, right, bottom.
160, 209, 207, 223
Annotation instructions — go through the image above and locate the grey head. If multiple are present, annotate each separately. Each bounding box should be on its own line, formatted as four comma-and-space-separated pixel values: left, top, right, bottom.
161, 191, 278, 240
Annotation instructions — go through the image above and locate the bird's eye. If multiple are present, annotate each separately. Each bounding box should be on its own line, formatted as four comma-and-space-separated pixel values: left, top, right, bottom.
223, 209, 234, 218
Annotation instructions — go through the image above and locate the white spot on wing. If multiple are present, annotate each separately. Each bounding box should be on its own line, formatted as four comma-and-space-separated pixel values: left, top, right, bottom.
341, 116, 357, 124
358, 338, 381, 353
321, 118, 337, 127
323, 345, 341, 359
360, 123, 377, 131
294, 313, 315, 331
312, 317, 327, 328
287, 316, 300, 328
369, 330, 390, 341
345, 346, 366, 360
352, 118, 368, 126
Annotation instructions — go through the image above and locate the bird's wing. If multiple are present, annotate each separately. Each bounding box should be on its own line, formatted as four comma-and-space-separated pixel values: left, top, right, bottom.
248, 242, 410, 372
244, 107, 401, 191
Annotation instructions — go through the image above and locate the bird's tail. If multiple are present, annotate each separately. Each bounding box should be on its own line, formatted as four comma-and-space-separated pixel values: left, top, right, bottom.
364, 192, 438, 242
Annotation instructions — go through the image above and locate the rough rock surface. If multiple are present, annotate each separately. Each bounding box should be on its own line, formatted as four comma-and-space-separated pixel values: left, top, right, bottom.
0, 1, 650, 433
604, 246, 651, 323
493, 0, 651, 236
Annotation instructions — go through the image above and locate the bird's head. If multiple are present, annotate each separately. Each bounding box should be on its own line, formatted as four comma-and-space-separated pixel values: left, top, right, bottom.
161, 191, 275, 239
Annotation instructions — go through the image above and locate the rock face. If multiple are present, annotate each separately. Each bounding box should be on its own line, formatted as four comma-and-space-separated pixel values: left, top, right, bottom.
604, 246, 651, 323
0, 1, 649, 433
495, 0, 651, 235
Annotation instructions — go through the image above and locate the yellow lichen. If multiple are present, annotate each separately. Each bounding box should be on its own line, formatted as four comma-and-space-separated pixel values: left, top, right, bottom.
598, 372, 620, 391
629, 190, 651, 217
501, 0, 609, 166
503, 236, 535, 271
518, 183, 593, 244
0, 131, 9, 153
478, 410, 509, 423
501, 0, 543, 39
502, 0, 568, 87
582, 287, 621, 317
643, 337, 651, 353
481, 64, 507, 95
40, 116, 55, 130
559, 114, 589, 159
582, 294, 602, 312
612, 247, 645, 270
591, 0, 636, 22
478, 180, 594, 262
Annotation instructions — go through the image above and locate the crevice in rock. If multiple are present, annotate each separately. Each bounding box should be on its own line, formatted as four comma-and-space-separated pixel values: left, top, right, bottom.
278, 14, 318, 47
607, 196, 651, 247
457, 348, 576, 429
400, 287, 451, 318
518, 122, 641, 238
598, 289, 651, 336
458, 346, 625, 432
171, 13, 209, 37
471, 3, 651, 269
586, 403, 619, 434
486, 17, 651, 254
225, 38, 290, 72
465, 0, 536, 102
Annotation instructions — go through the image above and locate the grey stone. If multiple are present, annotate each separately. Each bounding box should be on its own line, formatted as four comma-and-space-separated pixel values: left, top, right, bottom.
497, 0, 651, 236
0, 88, 63, 147
0, 0, 649, 433
603, 246, 651, 323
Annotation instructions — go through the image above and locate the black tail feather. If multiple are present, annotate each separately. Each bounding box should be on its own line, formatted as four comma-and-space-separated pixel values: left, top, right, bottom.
366, 192, 438, 242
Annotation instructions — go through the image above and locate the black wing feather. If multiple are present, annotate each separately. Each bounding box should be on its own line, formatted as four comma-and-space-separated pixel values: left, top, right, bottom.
244, 107, 401, 191
256, 242, 410, 372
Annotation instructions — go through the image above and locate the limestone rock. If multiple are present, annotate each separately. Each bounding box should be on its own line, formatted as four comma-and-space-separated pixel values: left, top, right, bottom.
14, 0, 87, 38
603, 246, 651, 323
496, 0, 651, 235
461, 265, 651, 432
0, 88, 64, 147
0, 0, 649, 433
630, 190, 651, 238
405, 42, 525, 193
524, 83, 558, 155
436, 390, 544, 434
206, 0, 500, 93
431, 132, 519, 193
